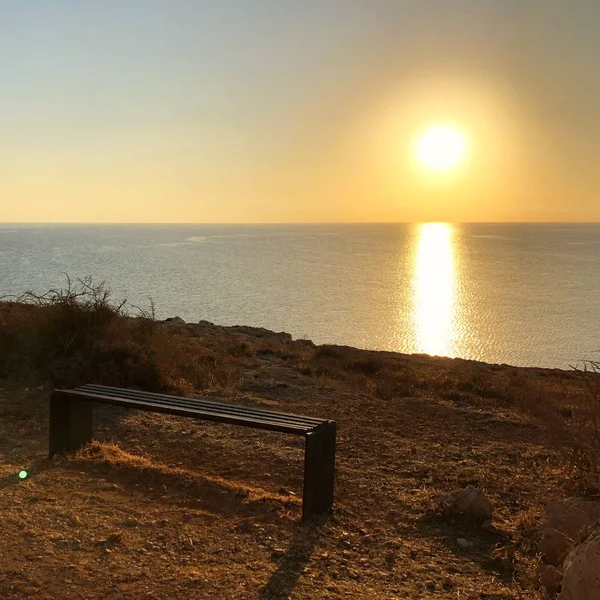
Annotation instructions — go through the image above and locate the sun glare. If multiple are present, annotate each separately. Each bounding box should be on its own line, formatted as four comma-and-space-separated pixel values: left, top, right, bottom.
413, 223, 457, 356
415, 124, 467, 173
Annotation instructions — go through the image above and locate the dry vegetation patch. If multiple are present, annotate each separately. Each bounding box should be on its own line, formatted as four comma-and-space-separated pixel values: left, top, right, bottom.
1, 289, 598, 598
0, 279, 242, 393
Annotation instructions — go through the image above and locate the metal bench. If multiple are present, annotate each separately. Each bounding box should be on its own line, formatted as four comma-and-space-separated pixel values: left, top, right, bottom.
49, 383, 336, 519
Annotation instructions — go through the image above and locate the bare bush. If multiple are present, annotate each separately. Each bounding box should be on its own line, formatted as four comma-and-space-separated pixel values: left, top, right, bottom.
567, 360, 600, 486
520, 361, 600, 493
0, 277, 241, 394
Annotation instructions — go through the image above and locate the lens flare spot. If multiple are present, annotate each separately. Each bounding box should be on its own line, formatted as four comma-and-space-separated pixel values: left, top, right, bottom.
19, 470, 28, 479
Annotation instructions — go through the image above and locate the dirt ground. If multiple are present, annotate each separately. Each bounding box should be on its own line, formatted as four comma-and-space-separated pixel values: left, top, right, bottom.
0, 330, 578, 599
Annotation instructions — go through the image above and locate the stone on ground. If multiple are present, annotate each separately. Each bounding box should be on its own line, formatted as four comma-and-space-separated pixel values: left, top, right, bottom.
536, 564, 563, 593
559, 521, 600, 600
545, 498, 600, 538
539, 527, 572, 567
443, 486, 493, 525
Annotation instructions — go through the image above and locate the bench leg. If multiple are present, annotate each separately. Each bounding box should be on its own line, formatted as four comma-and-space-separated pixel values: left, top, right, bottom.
302, 422, 336, 520
49, 392, 94, 457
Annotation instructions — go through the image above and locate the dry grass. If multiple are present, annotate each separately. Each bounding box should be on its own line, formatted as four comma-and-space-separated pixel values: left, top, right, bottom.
0, 295, 597, 598
1, 373, 560, 599
516, 364, 600, 494
303, 343, 600, 497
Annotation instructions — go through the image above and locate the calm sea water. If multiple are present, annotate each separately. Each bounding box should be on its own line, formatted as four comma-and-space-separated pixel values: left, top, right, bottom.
1, 223, 599, 369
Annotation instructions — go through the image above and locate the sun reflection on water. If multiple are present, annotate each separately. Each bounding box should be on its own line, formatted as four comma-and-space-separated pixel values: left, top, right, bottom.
412, 223, 457, 356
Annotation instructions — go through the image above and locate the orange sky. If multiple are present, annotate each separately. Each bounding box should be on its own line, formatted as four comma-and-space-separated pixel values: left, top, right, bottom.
2, 1, 599, 223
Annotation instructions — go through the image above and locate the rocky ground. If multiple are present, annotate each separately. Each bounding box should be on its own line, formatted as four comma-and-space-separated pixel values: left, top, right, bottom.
1, 319, 599, 599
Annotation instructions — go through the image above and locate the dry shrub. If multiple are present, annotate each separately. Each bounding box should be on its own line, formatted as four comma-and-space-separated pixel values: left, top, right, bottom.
225, 341, 256, 358
519, 364, 600, 493
0, 278, 241, 394
314, 345, 343, 360
349, 358, 381, 376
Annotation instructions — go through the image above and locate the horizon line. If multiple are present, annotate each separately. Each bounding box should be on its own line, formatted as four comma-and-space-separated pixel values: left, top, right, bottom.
1, 220, 600, 226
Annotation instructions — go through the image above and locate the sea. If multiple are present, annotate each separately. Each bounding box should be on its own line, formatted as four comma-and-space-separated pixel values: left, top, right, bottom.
1, 223, 599, 370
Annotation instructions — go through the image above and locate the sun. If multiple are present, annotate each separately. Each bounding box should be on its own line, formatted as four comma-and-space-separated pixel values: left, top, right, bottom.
415, 124, 467, 173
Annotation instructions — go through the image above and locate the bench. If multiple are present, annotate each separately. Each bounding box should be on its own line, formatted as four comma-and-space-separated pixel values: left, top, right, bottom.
48, 383, 336, 519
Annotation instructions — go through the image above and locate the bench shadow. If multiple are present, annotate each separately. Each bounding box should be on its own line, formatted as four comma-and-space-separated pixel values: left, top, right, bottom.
259, 519, 324, 600
94, 410, 307, 498
61, 446, 303, 522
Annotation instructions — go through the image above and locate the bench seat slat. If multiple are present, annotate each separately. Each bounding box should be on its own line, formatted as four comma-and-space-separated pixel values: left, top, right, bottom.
80, 390, 320, 429
79, 384, 325, 427
56, 390, 313, 435
81, 384, 325, 424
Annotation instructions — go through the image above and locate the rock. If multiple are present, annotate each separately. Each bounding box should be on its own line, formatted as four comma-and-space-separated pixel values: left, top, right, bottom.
443, 486, 493, 525
576, 521, 600, 544
559, 522, 600, 600
457, 538, 471, 549
537, 564, 563, 592
540, 528, 573, 567
95, 532, 122, 545
538, 498, 600, 569
121, 518, 139, 528
226, 325, 293, 343
545, 498, 600, 538
165, 316, 185, 325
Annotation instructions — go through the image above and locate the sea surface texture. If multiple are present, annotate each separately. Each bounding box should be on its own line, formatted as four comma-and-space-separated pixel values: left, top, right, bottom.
1, 223, 599, 369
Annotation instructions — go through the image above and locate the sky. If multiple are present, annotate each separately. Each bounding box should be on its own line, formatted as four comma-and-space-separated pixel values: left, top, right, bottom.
1, 0, 599, 223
